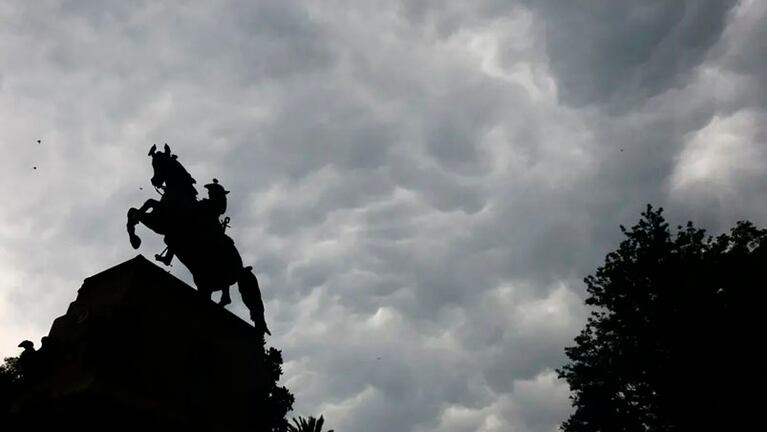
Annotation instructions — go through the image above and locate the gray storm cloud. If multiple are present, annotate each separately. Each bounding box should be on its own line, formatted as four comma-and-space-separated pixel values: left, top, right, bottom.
2, 1, 766, 431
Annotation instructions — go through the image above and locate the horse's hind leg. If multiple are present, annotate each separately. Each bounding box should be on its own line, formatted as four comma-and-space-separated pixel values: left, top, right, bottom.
198, 285, 213, 301
219, 287, 232, 306
238, 267, 270, 335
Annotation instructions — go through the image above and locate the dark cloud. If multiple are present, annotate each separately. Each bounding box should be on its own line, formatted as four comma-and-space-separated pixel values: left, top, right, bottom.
2, 1, 767, 432
526, 0, 739, 108
718, 1, 767, 107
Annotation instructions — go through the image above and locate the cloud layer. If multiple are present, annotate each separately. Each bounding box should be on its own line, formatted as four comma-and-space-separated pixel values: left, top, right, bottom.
2, 1, 766, 431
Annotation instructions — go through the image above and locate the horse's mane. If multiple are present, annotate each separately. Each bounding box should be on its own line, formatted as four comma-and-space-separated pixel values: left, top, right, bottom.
167, 156, 198, 196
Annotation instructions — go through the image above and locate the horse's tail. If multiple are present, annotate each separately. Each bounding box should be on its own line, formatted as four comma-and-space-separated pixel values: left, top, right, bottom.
238, 266, 271, 336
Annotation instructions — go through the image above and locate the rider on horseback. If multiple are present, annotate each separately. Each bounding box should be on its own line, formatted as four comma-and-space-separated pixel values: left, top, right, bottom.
199, 178, 230, 233
155, 178, 231, 265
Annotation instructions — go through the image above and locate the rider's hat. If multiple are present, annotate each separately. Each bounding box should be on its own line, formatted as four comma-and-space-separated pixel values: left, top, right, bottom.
204, 178, 230, 195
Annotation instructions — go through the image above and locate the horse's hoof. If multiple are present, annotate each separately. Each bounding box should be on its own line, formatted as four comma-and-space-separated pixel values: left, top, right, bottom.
129, 233, 141, 249
253, 319, 271, 336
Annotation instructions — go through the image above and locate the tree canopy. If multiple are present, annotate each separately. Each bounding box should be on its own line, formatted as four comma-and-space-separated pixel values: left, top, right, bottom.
559, 205, 763, 432
0, 343, 295, 431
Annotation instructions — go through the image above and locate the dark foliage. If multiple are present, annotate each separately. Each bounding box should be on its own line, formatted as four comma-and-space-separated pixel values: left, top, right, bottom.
559, 205, 764, 432
288, 415, 334, 432
0, 340, 295, 432
263, 345, 296, 432
0, 357, 21, 425
0, 357, 21, 383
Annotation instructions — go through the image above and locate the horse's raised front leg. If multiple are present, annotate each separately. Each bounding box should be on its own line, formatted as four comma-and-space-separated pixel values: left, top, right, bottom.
137, 198, 160, 214
127, 207, 142, 249
126, 199, 162, 249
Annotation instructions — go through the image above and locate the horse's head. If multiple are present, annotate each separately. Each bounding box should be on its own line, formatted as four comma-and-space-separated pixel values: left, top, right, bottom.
148, 143, 172, 188
148, 143, 196, 192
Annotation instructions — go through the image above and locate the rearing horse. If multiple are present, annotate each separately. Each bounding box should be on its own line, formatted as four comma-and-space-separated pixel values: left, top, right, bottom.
127, 144, 270, 335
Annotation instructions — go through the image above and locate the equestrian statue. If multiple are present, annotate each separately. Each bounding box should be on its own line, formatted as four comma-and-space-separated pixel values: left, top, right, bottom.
126, 144, 270, 336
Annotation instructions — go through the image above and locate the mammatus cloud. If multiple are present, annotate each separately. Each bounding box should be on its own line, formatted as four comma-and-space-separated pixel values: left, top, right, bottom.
525, 0, 740, 108
2, 1, 766, 431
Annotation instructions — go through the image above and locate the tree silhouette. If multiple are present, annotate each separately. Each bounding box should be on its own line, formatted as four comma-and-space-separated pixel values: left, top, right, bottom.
0, 356, 22, 424
558, 205, 763, 431
0, 357, 21, 383
261, 345, 296, 432
0, 342, 296, 431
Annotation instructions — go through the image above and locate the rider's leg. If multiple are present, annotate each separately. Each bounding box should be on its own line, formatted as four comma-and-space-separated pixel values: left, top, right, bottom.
155, 248, 174, 266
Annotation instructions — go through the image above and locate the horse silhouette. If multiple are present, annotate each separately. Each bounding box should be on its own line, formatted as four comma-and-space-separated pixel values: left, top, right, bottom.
127, 144, 270, 335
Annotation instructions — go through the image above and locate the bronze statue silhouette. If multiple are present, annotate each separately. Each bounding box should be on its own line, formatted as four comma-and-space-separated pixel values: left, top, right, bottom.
126, 144, 270, 335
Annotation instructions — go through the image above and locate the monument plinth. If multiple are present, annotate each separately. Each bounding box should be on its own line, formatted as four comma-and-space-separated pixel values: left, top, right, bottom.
10, 255, 279, 431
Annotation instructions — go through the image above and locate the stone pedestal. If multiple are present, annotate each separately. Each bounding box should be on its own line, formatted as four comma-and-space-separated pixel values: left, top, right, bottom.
11, 255, 270, 431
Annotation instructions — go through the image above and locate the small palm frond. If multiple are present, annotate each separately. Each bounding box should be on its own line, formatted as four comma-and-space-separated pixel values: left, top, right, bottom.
287, 415, 334, 432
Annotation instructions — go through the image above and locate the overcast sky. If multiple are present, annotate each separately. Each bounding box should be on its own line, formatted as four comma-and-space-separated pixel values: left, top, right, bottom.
2, 1, 767, 431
